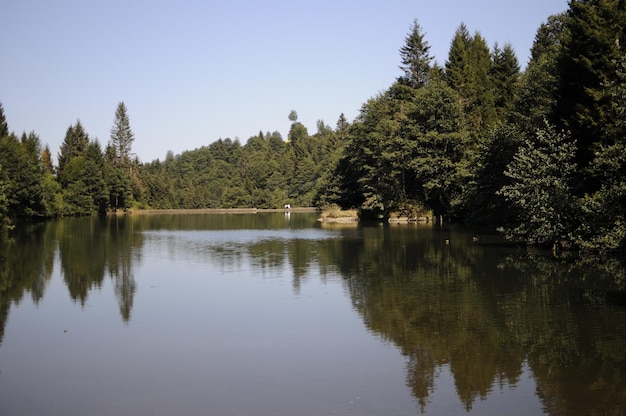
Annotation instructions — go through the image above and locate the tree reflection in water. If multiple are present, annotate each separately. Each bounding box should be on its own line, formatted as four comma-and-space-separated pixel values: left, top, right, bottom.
0, 214, 625, 415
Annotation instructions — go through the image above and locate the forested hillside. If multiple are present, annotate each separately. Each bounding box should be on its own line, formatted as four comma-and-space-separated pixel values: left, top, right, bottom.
1, 0, 625, 252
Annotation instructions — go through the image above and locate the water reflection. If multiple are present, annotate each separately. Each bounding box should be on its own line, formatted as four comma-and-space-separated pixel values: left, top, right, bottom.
0, 214, 625, 415
324, 223, 626, 415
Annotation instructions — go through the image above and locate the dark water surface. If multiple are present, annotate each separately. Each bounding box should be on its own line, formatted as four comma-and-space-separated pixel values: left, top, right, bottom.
1, 213, 625, 415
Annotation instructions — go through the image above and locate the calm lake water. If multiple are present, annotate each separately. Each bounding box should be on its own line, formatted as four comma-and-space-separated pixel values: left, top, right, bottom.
1, 212, 625, 416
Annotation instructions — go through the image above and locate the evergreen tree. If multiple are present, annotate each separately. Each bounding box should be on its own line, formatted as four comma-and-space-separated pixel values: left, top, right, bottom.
398, 19, 433, 88
84, 140, 108, 214
465, 32, 497, 133
513, 13, 568, 132
490, 43, 520, 119
105, 144, 132, 210
40, 145, 60, 217
445, 23, 471, 92
577, 56, 626, 251
107, 102, 138, 209
0, 166, 9, 230
0, 103, 8, 139
58, 121, 90, 186
110, 101, 135, 166
556, 0, 626, 175
445, 26, 497, 135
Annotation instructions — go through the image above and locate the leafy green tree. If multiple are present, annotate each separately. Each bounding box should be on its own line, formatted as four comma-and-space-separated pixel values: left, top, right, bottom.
398, 19, 433, 88
499, 123, 578, 249
407, 80, 470, 219
341, 91, 405, 217
0, 132, 45, 218
465, 122, 525, 226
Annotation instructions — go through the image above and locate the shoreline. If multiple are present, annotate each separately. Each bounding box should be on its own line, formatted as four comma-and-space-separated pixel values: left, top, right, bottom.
114, 207, 318, 215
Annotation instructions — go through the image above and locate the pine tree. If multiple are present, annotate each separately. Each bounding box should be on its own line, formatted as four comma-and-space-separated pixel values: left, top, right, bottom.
513, 13, 568, 132
490, 43, 520, 119
58, 120, 90, 185
110, 102, 135, 166
0, 103, 8, 139
445, 26, 497, 135
398, 19, 433, 88
445, 23, 471, 92
556, 0, 626, 175
577, 56, 626, 251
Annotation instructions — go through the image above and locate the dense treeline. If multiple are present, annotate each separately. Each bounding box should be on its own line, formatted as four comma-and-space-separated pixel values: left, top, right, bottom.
1, 0, 625, 252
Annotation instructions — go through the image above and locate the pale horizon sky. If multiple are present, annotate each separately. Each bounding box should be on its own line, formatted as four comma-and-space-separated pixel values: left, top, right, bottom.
1, 0, 569, 163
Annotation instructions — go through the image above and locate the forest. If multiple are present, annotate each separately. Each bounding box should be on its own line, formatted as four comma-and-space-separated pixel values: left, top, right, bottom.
0, 0, 625, 253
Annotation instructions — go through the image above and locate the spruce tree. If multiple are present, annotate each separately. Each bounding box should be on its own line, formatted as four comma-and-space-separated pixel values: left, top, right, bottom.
0, 103, 8, 139
445, 26, 497, 135
398, 19, 433, 88
445, 23, 471, 92
513, 13, 568, 132
490, 43, 520, 119
58, 120, 90, 184
556, 0, 626, 175
110, 102, 135, 166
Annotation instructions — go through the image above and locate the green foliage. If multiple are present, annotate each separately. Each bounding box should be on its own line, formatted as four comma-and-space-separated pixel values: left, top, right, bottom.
577, 57, 626, 251
0, 103, 8, 139
555, 0, 626, 174
398, 19, 433, 88
0, 168, 10, 231
465, 122, 525, 226
446, 26, 498, 135
490, 43, 520, 119
57, 121, 89, 185
499, 124, 579, 248
56, 122, 108, 215
407, 80, 470, 218
109, 101, 135, 165
0, 133, 45, 218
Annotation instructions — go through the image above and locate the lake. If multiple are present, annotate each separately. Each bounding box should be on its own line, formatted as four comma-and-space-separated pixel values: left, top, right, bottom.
0, 212, 625, 415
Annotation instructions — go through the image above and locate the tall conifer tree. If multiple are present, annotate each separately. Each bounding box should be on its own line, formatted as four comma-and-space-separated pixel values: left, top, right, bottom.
0, 103, 8, 139
398, 19, 433, 88
556, 0, 626, 175
110, 102, 135, 166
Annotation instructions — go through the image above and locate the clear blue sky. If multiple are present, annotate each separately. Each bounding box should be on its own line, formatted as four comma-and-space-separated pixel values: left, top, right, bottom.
1, 0, 569, 163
